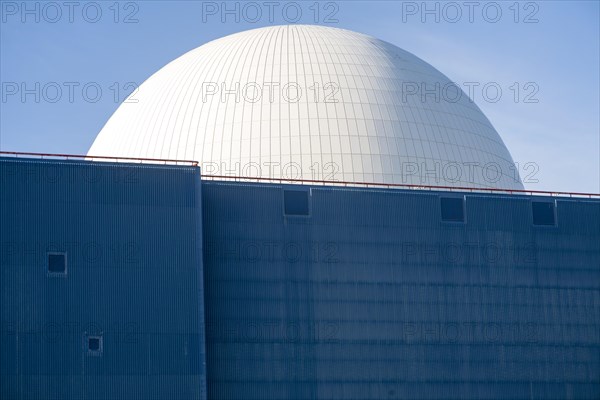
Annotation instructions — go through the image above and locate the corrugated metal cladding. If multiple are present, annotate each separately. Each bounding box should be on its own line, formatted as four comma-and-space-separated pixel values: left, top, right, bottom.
0, 158, 206, 400
2, 158, 599, 400
202, 181, 600, 400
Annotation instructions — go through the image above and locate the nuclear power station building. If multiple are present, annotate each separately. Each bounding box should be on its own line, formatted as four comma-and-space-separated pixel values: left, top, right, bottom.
1, 25, 599, 400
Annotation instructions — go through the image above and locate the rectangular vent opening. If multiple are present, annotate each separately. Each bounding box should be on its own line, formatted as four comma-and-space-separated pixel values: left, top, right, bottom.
532, 201, 556, 226
87, 335, 103, 355
284, 189, 309, 216
48, 252, 67, 275
440, 197, 465, 222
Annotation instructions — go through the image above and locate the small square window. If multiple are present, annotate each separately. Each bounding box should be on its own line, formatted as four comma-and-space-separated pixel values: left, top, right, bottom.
532, 201, 555, 226
440, 197, 465, 222
87, 335, 103, 355
48, 252, 66, 275
284, 190, 309, 216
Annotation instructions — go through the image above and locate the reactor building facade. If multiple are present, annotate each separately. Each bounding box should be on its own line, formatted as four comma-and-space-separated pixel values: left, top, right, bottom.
1, 25, 598, 400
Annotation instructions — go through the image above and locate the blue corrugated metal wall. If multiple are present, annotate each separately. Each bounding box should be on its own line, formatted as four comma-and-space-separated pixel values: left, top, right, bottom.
2, 158, 599, 399
201, 181, 600, 399
0, 158, 206, 400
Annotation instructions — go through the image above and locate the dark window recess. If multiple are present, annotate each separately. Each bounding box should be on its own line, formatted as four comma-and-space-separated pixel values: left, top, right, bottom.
88, 336, 102, 354
440, 197, 465, 222
284, 190, 309, 216
48, 253, 66, 274
532, 201, 555, 226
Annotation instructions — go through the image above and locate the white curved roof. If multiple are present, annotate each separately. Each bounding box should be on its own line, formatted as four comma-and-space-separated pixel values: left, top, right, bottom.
89, 25, 523, 189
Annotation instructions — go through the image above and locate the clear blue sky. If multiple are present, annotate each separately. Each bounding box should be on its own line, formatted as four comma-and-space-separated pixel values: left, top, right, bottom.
1, 1, 598, 192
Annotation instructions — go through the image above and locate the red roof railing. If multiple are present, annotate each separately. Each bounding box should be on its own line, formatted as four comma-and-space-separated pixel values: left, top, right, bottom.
201, 175, 600, 198
2, 151, 598, 198
0, 150, 198, 166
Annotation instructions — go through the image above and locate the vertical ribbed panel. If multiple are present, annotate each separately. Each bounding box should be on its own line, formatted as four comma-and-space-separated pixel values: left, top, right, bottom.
0, 158, 206, 400
2, 158, 598, 400
201, 181, 600, 399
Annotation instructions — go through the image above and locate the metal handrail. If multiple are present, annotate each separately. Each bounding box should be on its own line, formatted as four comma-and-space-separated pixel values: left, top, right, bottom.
2, 151, 598, 198
0, 150, 198, 166
202, 175, 600, 198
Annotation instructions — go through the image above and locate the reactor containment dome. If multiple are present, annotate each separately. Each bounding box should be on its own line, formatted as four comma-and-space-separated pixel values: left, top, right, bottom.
89, 25, 523, 189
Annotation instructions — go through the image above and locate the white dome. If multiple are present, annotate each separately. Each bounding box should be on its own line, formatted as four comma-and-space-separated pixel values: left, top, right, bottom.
89, 25, 523, 189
